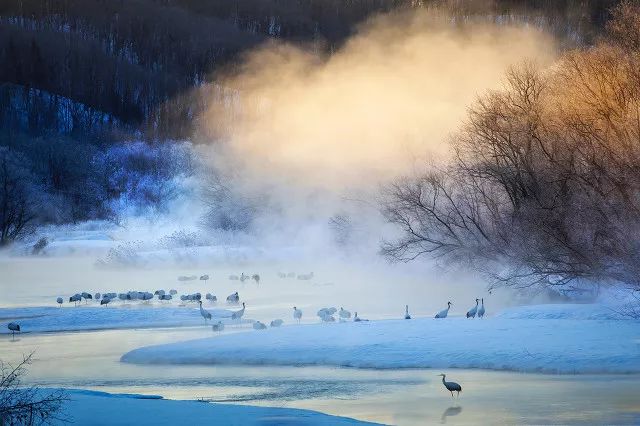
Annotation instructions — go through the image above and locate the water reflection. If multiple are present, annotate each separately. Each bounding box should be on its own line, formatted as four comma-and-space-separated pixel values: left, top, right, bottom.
1, 329, 639, 425
440, 406, 462, 423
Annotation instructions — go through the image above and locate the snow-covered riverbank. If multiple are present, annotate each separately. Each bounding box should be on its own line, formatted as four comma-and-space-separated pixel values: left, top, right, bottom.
49, 389, 379, 425
121, 305, 640, 374
0, 305, 243, 333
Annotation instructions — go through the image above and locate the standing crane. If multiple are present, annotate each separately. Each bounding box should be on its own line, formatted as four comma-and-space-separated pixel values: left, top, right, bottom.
466, 299, 479, 318
198, 300, 212, 324
231, 302, 246, 321
7, 322, 20, 339
435, 302, 452, 318
404, 305, 411, 320
477, 298, 485, 318
212, 321, 225, 333
293, 306, 302, 323
438, 374, 462, 398
56, 297, 63, 307
339, 307, 351, 320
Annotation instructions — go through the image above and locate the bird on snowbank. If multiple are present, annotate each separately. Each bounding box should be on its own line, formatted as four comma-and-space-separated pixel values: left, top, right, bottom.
477, 298, 485, 318
212, 321, 225, 333
339, 307, 351, 319
438, 373, 462, 398
466, 299, 479, 318
198, 301, 212, 324
270, 319, 283, 327
226, 292, 240, 304
253, 321, 267, 330
354, 312, 369, 322
8, 322, 20, 338
293, 307, 302, 323
232, 302, 246, 321
435, 302, 452, 318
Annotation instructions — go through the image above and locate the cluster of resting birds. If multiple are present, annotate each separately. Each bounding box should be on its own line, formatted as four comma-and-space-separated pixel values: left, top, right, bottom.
46, 271, 486, 338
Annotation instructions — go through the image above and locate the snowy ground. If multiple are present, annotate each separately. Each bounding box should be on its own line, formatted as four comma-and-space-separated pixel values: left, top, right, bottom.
122, 305, 640, 374
0, 305, 243, 333
49, 389, 378, 425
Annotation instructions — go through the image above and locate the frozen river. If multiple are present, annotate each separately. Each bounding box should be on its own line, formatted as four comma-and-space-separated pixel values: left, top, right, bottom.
2, 327, 639, 425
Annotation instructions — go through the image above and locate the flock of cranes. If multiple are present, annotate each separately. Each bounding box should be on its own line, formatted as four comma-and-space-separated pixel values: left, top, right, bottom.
6, 267, 475, 399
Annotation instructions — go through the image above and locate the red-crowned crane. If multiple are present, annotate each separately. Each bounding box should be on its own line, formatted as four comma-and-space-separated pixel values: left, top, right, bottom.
8, 322, 20, 339
435, 302, 452, 318
477, 298, 485, 318
293, 307, 302, 323
231, 303, 245, 321
198, 301, 212, 324
438, 374, 462, 398
253, 321, 267, 330
212, 321, 224, 333
404, 305, 411, 320
466, 299, 479, 318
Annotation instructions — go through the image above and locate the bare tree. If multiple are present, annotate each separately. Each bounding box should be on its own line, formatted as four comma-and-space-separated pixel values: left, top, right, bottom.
0, 147, 40, 246
0, 352, 67, 425
382, 2, 640, 294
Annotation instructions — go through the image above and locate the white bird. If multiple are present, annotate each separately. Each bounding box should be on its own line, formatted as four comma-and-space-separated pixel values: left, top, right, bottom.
95, 293, 101, 300
252, 274, 260, 284
253, 321, 267, 330
477, 298, 485, 318
293, 307, 302, 323
354, 312, 370, 322
100, 297, 111, 306
435, 302, 452, 318
339, 307, 351, 319
56, 297, 63, 307
404, 305, 411, 320
466, 299, 479, 318
169, 289, 177, 295
317, 308, 334, 322
270, 319, 283, 327
198, 301, 212, 324
200, 274, 210, 283
297, 272, 314, 280
438, 373, 462, 398
205, 293, 217, 303
232, 302, 246, 321
178, 275, 197, 282
212, 321, 225, 333
240, 273, 249, 283
159, 294, 172, 301
226, 292, 240, 304
7, 322, 20, 338
81, 292, 92, 303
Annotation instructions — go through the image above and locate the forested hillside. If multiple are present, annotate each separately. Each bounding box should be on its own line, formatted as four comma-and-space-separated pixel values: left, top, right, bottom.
0, 0, 622, 245
0, 0, 618, 140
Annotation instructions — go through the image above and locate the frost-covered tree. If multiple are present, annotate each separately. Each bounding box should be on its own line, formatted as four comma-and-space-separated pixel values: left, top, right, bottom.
0, 353, 67, 425
0, 147, 40, 246
382, 2, 640, 295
